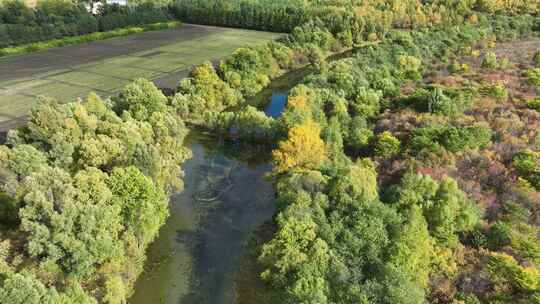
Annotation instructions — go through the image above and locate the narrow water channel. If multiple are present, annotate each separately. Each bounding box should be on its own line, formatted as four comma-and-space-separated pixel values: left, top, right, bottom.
129, 132, 275, 304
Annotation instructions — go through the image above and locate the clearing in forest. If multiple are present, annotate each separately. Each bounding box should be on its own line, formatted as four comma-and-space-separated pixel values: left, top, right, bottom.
0, 24, 280, 131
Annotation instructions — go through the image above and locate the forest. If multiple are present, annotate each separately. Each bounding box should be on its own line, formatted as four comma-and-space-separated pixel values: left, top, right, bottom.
0, 0, 539, 303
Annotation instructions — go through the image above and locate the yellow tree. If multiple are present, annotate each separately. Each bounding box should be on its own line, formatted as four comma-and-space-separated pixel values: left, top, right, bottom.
272, 120, 326, 173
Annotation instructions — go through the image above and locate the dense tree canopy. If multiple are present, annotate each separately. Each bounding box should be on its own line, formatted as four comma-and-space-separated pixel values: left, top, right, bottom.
0, 79, 190, 303
273, 120, 327, 173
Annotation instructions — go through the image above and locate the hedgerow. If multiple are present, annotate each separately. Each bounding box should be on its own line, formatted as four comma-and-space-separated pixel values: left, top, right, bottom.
0, 0, 172, 48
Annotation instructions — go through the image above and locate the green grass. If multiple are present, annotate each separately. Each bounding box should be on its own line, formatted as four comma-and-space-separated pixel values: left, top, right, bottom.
0, 94, 37, 123
2, 79, 53, 92
153, 31, 279, 54
163, 50, 222, 64
25, 82, 95, 101
80, 64, 165, 80
102, 54, 189, 73
47, 71, 130, 92
0, 77, 44, 89
31, 68, 74, 79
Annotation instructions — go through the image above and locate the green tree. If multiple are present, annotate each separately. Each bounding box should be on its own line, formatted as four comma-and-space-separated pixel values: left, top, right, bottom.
259, 191, 328, 287
482, 52, 498, 69
488, 252, 540, 293
174, 61, 242, 121
273, 119, 327, 173
112, 78, 169, 121
0, 272, 59, 304
107, 166, 168, 248
512, 149, 540, 190
323, 117, 347, 165
374, 131, 401, 157
0, 144, 48, 197
394, 173, 480, 246
219, 47, 275, 97
19, 167, 123, 277
388, 206, 433, 288
329, 158, 379, 203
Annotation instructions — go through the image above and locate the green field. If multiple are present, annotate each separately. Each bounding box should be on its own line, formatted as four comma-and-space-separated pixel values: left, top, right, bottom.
0, 27, 280, 131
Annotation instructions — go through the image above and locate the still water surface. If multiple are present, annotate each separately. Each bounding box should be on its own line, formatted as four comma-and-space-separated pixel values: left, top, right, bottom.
264, 92, 287, 118
129, 133, 275, 304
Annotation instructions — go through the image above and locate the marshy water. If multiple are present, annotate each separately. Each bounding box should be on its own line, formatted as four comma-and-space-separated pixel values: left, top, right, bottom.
129, 132, 276, 304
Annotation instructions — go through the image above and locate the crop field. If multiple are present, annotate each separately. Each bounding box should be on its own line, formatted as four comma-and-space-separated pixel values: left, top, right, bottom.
0, 25, 280, 131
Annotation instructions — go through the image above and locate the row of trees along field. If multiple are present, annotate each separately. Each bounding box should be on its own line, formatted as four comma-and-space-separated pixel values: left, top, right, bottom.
0, 0, 171, 47
5, 0, 537, 49
0, 0, 538, 303
169, 0, 539, 33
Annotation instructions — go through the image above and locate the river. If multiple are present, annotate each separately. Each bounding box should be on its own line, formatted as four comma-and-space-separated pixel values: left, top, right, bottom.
129, 60, 303, 304
129, 131, 276, 304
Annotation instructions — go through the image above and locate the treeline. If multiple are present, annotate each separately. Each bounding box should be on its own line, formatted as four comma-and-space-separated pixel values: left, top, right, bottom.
0, 21, 181, 58
0, 79, 191, 303
169, 0, 539, 33
169, 0, 311, 33
3, 0, 537, 49
0, 0, 171, 48
168, 0, 392, 35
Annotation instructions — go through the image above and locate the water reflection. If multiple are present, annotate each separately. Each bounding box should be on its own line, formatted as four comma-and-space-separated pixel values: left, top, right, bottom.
264, 92, 287, 118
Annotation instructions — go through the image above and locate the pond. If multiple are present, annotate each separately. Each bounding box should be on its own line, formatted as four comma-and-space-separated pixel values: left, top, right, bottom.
129, 132, 275, 304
